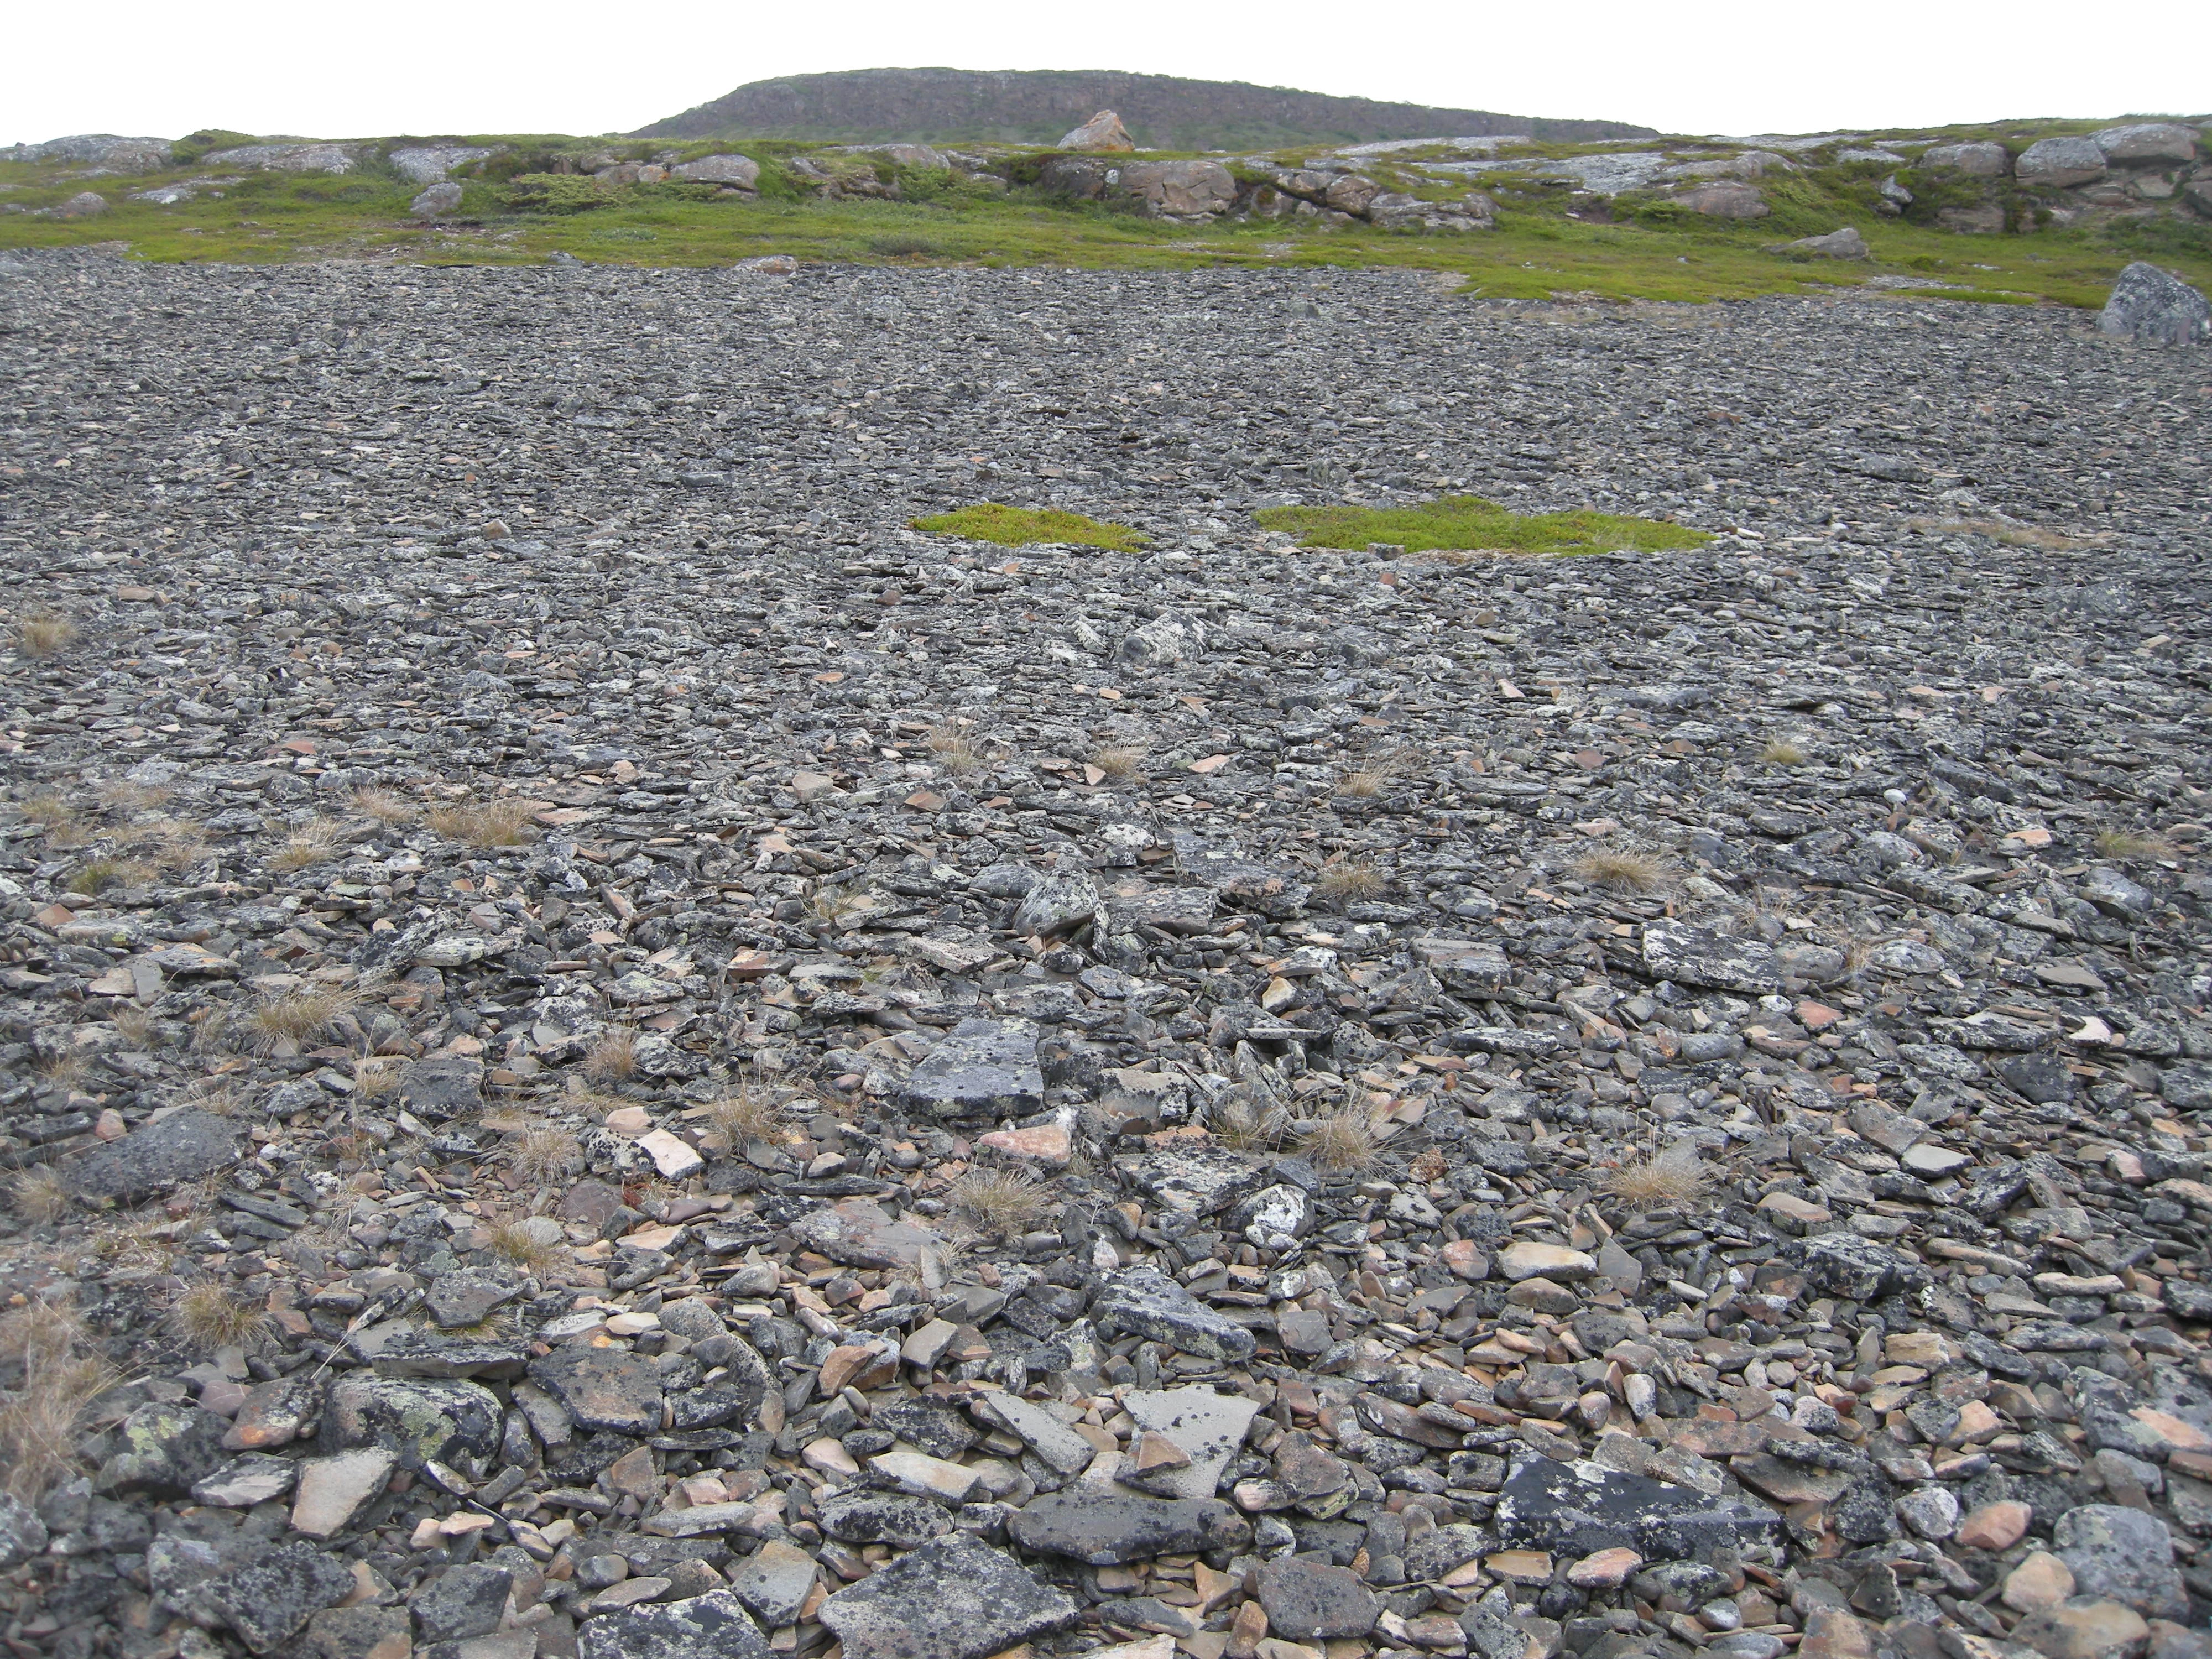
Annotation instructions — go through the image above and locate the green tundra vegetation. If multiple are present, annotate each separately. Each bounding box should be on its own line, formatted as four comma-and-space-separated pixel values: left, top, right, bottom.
2, 122, 2205, 307
1253, 497, 1715, 556
909, 504, 1149, 551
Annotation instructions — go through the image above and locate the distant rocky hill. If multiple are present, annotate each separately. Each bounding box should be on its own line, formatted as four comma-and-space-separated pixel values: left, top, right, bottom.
632, 67, 1655, 149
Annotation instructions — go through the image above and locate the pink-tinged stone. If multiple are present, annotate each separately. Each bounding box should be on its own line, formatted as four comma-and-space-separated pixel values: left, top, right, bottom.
1799, 1609, 1875, 1659
1957, 1500, 2032, 1551
1567, 1548, 1643, 1589
977, 1117, 1074, 1167
1439, 1240, 1489, 1281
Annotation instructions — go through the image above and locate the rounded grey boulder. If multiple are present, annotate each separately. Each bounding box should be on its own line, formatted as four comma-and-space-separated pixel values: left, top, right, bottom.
2099, 262, 2211, 346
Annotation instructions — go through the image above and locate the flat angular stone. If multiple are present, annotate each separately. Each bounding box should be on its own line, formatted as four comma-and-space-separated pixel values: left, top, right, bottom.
1493, 1457, 1781, 1562
1498, 1242, 1598, 1282
1122, 1386, 1262, 1501
977, 1392, 1096, 1475
576, 1589, 772, 1659
100, 1401, 232, 1498
2012, 1599, 2151, 1659
1117, 1146, 1269, 1215
790, 1198, 945, 1274
65, 1109, 238, 1202
417, 1563, 514, 1643
291, 1448, 398, 1538
815, 1487, 952, 1548
820, 1533, 1078, 1659
528, 1345, 665, 1435
867, 1449, 980, 1503
1642, 922, 1781, 994
205, 1541, 358, 1654
325, 1374, 504, 1470
1413, 937, 1512, 993
1256, 1557, 1379, 1640
1092, 1267, 1258, 1363
192, 1453, 298, 1508
1008, 1491, 1251, 1564
427, 1269, 521, 1328
2099, 263, 2210, 346
0, 1495, 48, 1571
726, 1538, 818, 1628
396, 1055, 484, 1119
897, 1018, 1044, 1119
1796, 1232, 1931, 1302
2054, 1506, 2187, 1619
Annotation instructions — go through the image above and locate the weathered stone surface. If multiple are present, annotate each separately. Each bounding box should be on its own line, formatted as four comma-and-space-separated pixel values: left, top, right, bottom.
0, 1494, 49, 1570
1008, 1491, 1251, 1564
577, 1589, 772, 1659
1058, 111, 1135, 152
2017, 137, 2107, 186
789, 1198, 945, 1274
291, 1447, 398, 1537
2054, 1506, 2187, 1619
820, 1533, 1078, 1659
1255, 1558, 1379, 1639
527, 1346, 664, 1435
99, 1401, 232, 1498
205, 1541, 358, 1654
65, 1109, 237, 1201
1494, 1457, 1780, 1561
325, 1375, 503, 1470
415, 1563, 513, 1642
897, 1018, 1044, 1119
726, 1538, 818, 1628
1092, 1267, 1258, 1362
2099, 263, 2211, 347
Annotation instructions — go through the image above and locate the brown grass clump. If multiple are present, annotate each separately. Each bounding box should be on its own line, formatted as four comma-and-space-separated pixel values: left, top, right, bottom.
1208, 1092, 1287, 1152
0, 1301, 113, 1500
2096, 829, 2174, 861
702, 1087, 786, 1148
1601, 1141, 1713, 1210
426, 797, 538, 848
127, 817, 210, 873
110, 1005, 158, 1048
9, 1166, 72, 1225
1760, 739, 1808, 767
13, 613, 77, 660
351, 788, 420, 827
925, 721, 983, 776
1300, 1101, 1380, 1173
503, 1123, 582, 1185
485, 1218, 560, 1272
950, 1165, 1053, 1238
66, 857, 151, 896
35, 1050, 88, 1091
1314, 858, 1385, 904
167, 1281, 271, 1353
269, 816, 343, 872
583, 1025, 638, 1083
1091, 745, 1146, 783
1571, 848, 1672, 896
1336, 766, 1392, 800
19, 794, 76, 830
352, 1057, 401, 1102
242, 984, 363, 1054
1906, 515, 2112, 552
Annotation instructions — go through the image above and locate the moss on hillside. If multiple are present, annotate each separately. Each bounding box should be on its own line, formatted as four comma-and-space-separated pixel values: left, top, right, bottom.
1255, 497, 1711, 557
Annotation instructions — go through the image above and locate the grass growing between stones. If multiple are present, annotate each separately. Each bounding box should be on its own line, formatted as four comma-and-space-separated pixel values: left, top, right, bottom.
911, 503, 1147, 552
1256, 495, 1710, 557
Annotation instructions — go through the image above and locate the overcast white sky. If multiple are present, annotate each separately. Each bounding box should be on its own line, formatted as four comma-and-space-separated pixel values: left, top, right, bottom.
8, 0, 2207, 145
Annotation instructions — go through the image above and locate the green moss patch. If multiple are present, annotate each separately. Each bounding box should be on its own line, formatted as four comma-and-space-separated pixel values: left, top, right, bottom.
910, 504, 1147, 551
1255, 495, 1710, 556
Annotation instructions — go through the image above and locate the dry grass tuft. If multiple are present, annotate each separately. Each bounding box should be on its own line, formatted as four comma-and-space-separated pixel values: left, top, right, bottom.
1336, 766, 1393, 800
351, 787, 420, 827
1314, 858, 1385, 904
1907, 515, 2112, 552
66, 857, 151, 896
269, 816, 343, 872
243, 985, 363, 1054
167, 1281, 270, 1353
9, 1166, 72, 1225
583, 1025, 638, 1083
13, 613, 77, 660
111, 1005, 158, 1048
1091, 745, 1147, 783
1300, 1101, 1380, 1173
2096, 829, 2174, 861
426, 797, 538, 848
503, 1123, 582, 1185
950, 1165, 1053, 1238
1760, 739, 1808, 767
925, 721, 984, 776
1571, 848, 1672, 896
1208, 1092, 1287, 1152
35, 1050, 88, 1091
19, 794, 76, 829
127, 817, 210, 873
486, 1218, 560, 1272
1602, 1141, 1713, 1209
0, 1301, 113, 1500
353, 1057, 402, 1101
702, 1087, 786, 1148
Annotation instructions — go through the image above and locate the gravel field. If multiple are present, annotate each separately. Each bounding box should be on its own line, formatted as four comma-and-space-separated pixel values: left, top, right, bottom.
4, 248, 2212, 1659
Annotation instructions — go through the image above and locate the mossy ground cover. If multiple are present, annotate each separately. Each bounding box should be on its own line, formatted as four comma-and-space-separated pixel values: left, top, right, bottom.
910, 504, 1147, 551
2, 124, 2204, 307
1255, 495, 1712, 556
